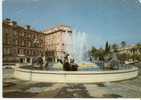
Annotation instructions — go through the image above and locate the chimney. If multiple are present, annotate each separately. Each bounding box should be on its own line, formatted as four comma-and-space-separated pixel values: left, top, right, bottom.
26, 25, 31, 30
12, 21, 17, 26
5, 18, 11, 23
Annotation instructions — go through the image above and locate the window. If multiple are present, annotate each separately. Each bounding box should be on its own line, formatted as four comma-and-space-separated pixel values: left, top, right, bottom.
7, 39, 10, 45
28, 42, 31, 47
3, 48, 7, 55
21, 49, 24, 54
22, 41, 24, 46
27, 58, 30, 63
27, 50, 29, 55
31, 50, 33, 55
21, 32, 24, 37
27, 34, 29, 38
15, 40, 18, 45
20, 58, 24, 63
34, 34, 37, 39
13, 31, 17, 35
29, 50, 31, 55
33, 51, 36, 55
18, 49, 20, 54
24, 49, 26, 55
5, 29, 8, 33
7, 48, 10, 55
18, 49, 23, 55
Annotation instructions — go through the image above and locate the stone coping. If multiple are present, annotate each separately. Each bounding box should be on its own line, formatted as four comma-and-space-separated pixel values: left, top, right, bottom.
14, 65, 138, 83
15, 66, 138, 74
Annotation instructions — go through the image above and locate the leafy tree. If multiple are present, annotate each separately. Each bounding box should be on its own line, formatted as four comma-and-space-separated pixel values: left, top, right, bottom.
97, 48, 105, 61
89, 46, 105, 61
117, 53, 130, 62
112, 43, 118, 52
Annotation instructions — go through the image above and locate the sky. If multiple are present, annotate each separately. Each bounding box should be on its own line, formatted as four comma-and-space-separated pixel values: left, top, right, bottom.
2, 0, 141, 48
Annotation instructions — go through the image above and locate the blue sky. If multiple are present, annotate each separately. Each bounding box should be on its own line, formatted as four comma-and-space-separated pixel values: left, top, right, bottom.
3, 0, 141, 48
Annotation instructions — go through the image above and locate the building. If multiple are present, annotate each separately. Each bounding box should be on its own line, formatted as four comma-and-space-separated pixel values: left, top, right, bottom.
44, 25, 72, 62
117, 45, 141, 55
3, 19, 45, 65
3, 19, 73, 64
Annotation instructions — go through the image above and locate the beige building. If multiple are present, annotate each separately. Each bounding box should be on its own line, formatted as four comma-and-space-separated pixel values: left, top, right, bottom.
44, 25, 72, 62
118, 45, 141, 55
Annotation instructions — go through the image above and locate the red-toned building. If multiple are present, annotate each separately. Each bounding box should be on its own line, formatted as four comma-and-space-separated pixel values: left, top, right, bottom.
3, 19, 45, 65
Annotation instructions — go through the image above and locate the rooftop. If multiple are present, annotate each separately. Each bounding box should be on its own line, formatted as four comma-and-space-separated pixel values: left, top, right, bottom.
43, 24, 72, 34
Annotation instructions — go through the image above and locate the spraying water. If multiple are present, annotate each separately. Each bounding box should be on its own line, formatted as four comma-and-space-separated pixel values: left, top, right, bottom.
64, 30, 90, 63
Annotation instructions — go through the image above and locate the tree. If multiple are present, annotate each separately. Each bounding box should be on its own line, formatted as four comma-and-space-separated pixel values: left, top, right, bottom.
89, 46, 105, 61
89, 46, 99, 59
112, 43, 118, 52
121, 41, 126, 48
117, 53, 130, 62
97, 48, 105, 61
105, 41, 110, 54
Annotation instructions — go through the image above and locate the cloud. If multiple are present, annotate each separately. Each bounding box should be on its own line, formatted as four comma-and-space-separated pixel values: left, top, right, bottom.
139, 0, 141, 3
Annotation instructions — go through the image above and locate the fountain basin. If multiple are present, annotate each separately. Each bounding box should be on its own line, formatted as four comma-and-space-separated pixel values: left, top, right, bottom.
14, 66, 138, 83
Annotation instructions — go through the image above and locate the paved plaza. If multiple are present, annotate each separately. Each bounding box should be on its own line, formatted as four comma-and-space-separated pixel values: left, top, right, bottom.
3, 63, 141, 98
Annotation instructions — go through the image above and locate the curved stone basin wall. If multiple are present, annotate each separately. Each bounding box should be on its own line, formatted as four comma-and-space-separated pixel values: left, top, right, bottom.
14, 67, 138, 83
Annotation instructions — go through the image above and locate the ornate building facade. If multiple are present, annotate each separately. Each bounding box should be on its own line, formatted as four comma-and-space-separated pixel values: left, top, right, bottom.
3, 19, 45, 64
44, 25, 72, 62
3, 19, 72, 64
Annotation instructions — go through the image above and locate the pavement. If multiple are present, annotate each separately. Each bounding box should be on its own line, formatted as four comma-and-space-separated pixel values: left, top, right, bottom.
3, 63, 141, 98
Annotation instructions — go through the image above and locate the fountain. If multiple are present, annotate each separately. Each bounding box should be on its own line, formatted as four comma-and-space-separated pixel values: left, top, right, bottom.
13, 30, 138, 83
66, 31, 88, 63
52, 30, 97, 71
